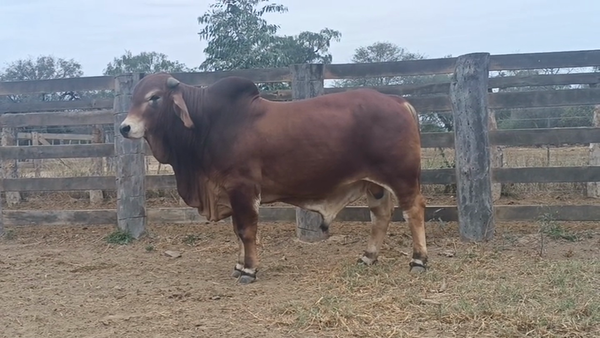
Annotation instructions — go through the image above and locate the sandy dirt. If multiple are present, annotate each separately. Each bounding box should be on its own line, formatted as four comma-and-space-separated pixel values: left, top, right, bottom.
1, 217, 599, 338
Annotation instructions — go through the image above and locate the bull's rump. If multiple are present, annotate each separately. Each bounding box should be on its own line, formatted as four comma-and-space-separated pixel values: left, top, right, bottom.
252, 89, 421, 196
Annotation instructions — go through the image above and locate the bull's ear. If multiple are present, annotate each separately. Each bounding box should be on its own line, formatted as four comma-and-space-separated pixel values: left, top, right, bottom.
172, 91, 194, 128
166, 77, 194, 128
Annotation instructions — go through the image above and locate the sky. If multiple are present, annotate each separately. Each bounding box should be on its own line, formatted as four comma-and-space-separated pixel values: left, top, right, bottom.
1, 0, 598, 76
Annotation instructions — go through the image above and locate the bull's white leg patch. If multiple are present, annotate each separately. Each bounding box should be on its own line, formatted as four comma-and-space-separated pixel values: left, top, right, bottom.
253, 193, 261, 213
403, 211, 410, 222
410, 259, 424, 266
235, 263, 244, 271
241, 267, 257, 276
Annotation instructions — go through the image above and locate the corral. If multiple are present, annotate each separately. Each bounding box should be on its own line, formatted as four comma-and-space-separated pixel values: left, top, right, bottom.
1, 50, 599, 337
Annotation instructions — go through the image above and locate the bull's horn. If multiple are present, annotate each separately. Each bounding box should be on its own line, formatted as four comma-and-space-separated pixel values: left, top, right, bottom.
166, 77, 180, 89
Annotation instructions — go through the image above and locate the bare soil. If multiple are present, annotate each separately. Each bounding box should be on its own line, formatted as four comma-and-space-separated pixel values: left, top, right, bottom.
1, 218, 598, 338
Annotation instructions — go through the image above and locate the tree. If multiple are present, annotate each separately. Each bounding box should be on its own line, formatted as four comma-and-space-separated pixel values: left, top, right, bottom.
0, 55, 86, 135
333, 42, 453, 132
338, 42, 426, 87
0, 55, 84, 102
103, 50, 193, 76
336, 42, 452, 89
492, 68, 594, 129
196, 0, 342, 90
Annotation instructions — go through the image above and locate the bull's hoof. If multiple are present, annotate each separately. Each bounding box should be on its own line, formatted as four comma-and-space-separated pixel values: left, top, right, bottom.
238, 274, 257, 284
409, 265, 426, 273
357, 254, 378, 266
236, 268, 258, 284
409, 260, 427, 273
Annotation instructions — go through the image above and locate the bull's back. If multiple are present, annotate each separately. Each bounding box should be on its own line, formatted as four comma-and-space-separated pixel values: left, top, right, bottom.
247, 90, 421, 194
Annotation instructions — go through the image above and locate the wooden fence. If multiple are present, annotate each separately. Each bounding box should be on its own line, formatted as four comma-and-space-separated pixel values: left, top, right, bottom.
1, 49, 600, 241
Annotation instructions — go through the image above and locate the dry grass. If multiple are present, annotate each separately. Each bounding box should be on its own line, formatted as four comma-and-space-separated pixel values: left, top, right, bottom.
269, 249, 599, 337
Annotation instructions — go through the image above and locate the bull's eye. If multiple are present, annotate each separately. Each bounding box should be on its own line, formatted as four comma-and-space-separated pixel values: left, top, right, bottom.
149, 95, 160, 102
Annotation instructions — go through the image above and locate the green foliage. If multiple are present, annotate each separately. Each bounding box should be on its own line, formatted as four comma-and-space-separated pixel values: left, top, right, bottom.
538, 214, 580, 242
103, 50, 193, 76
2, 229, 16, 240
0, 55, 83, 82
336, 42, 453, 88
0, 55, 84, 103
333, 42, 453, 132
104, 229, 135, 245
197, 0, 341, 90
493, 68, 595, 130
182, 234, 201, 246
0, 55, 87, 135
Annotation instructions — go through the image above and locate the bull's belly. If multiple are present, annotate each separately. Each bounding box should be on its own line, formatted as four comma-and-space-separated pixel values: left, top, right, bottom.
259, 179, 374, 223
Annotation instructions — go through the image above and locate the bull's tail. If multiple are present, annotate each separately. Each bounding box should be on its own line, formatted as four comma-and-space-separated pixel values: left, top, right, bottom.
388, 95, 423, 187
402, 100, 421, 134
388, 95, 421, 136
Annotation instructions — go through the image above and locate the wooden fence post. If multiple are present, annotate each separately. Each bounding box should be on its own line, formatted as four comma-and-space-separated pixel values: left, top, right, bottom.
587, 104, 600, 198
291, 63, 329, 243
1, 128, 21, 206
488, 108, 504, 202
89, 125, 104, 204
104, 125, 115, 174
449, 53, 495, 242
0, 181, 4, 236
31, 132, 42, 177
113, 73, 146, 238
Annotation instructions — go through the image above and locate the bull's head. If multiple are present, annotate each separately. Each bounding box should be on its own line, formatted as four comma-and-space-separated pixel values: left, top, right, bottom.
119, 73, 195, 139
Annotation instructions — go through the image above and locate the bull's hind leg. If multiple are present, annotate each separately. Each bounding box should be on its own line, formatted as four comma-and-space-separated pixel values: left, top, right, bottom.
359, 184, 394, 265
399, 188, 428, 272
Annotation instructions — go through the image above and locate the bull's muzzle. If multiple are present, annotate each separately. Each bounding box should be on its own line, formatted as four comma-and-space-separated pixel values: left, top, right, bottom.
119, 123, 132, 138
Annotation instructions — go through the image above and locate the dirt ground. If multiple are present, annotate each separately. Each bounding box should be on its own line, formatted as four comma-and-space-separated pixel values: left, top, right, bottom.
1, 216, 599, 338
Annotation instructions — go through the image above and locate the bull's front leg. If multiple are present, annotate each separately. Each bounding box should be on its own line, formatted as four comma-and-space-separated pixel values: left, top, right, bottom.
228, 184, 261, 284
231, 219, 245, 278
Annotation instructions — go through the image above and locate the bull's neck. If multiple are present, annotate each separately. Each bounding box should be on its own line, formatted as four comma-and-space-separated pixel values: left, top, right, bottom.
180, 84, 206, 119
172, 84, 211, 169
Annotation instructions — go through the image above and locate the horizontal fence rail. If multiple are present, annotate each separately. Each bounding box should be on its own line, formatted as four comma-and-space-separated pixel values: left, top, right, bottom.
1, 126, 598, 161
0, 110, 114, 128
0, 76, 114, 95
262, 88, 600, 112
262, 72, 600, 100
2, 166, 599, 192
0, 99, 114, 114
2, 205, 599, 227
488, 49, 600, 71
17, 132, 94, 141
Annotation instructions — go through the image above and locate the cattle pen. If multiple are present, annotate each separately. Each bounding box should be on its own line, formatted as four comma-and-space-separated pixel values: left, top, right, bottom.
1, 49, 599, 238
1, 49, 600, 337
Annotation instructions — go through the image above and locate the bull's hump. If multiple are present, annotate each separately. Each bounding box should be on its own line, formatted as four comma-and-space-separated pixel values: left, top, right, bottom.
210, 76, 260, 100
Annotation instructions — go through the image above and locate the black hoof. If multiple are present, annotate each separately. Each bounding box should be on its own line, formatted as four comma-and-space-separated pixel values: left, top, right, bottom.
409, 261, 427, 273
235, 268, 258, 284
231, 268, 242, 278
238, 274, 257, 284
357, 254, 378, 266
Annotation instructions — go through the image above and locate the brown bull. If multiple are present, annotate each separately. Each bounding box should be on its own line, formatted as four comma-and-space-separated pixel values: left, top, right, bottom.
119, 72, 428, 284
